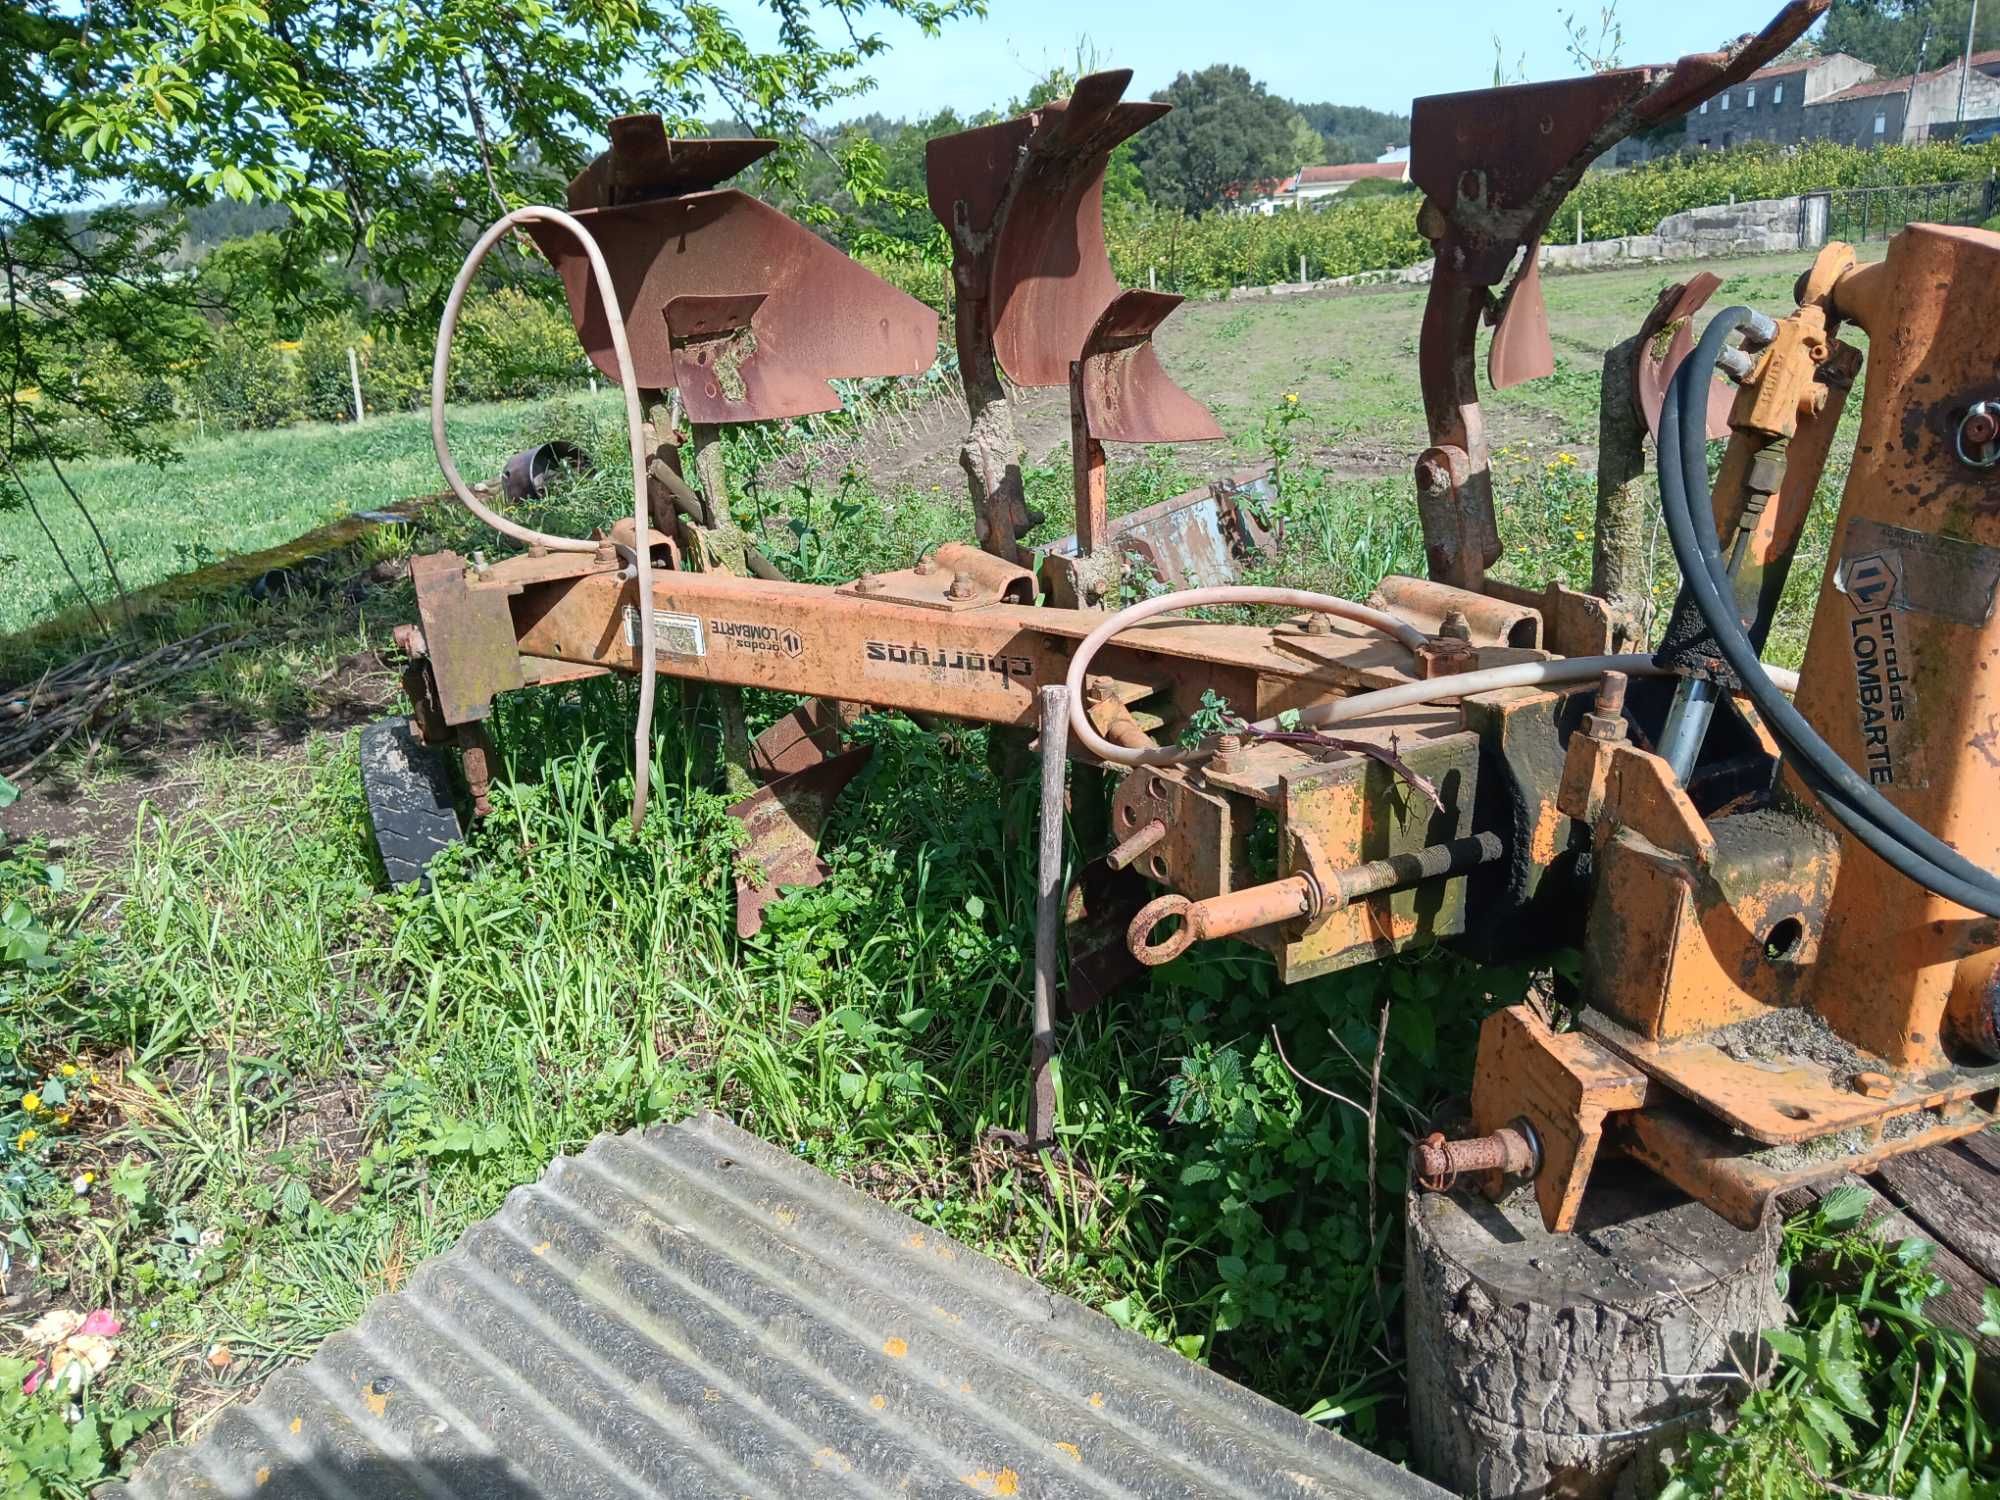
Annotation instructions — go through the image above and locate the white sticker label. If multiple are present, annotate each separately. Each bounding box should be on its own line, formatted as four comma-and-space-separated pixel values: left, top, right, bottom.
624, 606, 705, 657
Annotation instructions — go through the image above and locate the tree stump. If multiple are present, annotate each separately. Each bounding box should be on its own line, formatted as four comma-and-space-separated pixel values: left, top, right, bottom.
1406, 1168, 1782, 1499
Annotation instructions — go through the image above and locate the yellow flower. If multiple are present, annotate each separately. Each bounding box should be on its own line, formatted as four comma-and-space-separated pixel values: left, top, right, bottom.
1555, 452, 1578, 468
20, 1092, 39, 1113
15, 1128, 37, 1149
1282, 392, 1299, 405
54, 1112, 71, 1126
60, 1064, 77, 1078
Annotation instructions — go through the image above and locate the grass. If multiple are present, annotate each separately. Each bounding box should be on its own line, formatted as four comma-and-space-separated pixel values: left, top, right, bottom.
0, 246, 1987, 1497
0, 402, 573, 636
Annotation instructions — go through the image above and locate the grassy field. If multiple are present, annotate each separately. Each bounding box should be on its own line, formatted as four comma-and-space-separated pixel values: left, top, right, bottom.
0, 404, 571, 636
0, 248, 1990, 1498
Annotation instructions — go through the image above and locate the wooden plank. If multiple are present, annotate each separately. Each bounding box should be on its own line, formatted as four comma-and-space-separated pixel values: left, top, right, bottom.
1872, 1133, 2000, 1285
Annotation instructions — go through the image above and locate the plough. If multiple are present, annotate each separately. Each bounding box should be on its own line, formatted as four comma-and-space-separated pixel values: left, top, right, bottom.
371, 0, 2000, 1241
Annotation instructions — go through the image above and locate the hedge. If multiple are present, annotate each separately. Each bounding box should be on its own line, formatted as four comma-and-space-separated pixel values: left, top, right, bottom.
878, 139, 2000, 306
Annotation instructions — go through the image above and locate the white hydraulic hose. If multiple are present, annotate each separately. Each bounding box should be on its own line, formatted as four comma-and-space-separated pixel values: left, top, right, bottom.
1280, 654, 1667, 730
431, 206, 657, 833
1285, 657, 1802, 729
1065, 585, 1803, 769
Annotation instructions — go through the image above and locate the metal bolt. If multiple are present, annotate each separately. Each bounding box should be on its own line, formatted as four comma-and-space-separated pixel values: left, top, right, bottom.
913, 555, 935, 575
1594, 670, 1629, 717
1960, 402, 2000, 469
1106, 818, 1167, 872
1085, 676, 1119, 705
1212, 732, 1243, 772
1583, 669, 1630, 743
1439, 609, 1472, 642
855, 573, 885, 595
946, 570, 977, 600
1850, 1071, 1895, 1100
1413, 1125, 1539, 1192
392, 624, 427, 660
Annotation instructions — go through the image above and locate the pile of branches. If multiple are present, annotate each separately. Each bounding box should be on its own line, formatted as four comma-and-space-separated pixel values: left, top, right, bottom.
0, 626, 247, 780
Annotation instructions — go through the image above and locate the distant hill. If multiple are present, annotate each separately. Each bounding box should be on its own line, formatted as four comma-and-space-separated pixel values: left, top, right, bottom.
1293, 102, 1409, 166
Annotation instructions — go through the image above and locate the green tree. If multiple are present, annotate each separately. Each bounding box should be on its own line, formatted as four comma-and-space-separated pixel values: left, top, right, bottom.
1, 0, 978, 624
3, 0, 979, 455
1129, 65, 1301, 212
1824, 0, 2000, 75
193, 232, 356, 338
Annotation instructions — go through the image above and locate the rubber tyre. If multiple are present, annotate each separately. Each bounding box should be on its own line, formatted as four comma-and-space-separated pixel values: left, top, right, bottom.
360, 717, 464, 887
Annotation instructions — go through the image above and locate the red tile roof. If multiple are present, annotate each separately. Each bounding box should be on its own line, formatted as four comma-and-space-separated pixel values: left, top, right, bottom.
1297, 162, 1408, 185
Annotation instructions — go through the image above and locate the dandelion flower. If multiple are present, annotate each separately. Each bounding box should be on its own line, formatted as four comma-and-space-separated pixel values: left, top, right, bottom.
59, 1065, 77, 1078
15, 1128, 38, 1149
1283, 392, 1299, 405
20, 1093, 39, 1113
54, 1112, 70, 1126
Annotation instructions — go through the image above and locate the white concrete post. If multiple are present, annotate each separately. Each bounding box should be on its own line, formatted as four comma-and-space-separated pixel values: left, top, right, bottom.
347, 347, 365, 424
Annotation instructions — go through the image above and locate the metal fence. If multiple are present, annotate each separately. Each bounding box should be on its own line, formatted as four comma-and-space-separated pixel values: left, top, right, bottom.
1813, 177, 1998, 244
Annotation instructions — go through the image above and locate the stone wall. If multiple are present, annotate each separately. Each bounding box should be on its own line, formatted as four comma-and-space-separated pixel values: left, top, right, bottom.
1648, 194, 1820, 257
1274, 191, 1821, 299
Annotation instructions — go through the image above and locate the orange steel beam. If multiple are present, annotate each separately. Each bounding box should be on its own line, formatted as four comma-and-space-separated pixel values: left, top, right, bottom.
493, 564, 1423, 736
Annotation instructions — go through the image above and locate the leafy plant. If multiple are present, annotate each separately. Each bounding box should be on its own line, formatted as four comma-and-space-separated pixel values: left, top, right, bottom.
1665, 1188, 1999, 1498
0, 1364, 168, 1500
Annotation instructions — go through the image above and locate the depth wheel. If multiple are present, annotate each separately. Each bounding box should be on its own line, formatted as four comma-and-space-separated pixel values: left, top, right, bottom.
360, 717, 463, 887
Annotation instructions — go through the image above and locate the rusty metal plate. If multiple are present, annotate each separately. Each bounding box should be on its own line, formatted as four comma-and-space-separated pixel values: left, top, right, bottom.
1109, 768, 1245, 903
1038, 471, 1276, 604
410, 552, 524, 726
567, 115, 777, 209
1581, 1004, 2000, 1147
1411, 2, 1826, 286
111, 1113, 1438, 1500
1487, 250, 1554, 391
665, 292, 843, 424
729, 746, 871, 938
1635, 273, 1734, 442
1274, 732, 1481, 982
927, 71, 1167, 391
748, 698, 846, 782
1616, 1092, 1999, 1231
527, 189, 939, 401
1076, 290, 1221, 445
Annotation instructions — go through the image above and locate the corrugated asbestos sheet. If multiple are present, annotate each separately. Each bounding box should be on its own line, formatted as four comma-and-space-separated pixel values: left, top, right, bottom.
113, 1112, 1443, 1499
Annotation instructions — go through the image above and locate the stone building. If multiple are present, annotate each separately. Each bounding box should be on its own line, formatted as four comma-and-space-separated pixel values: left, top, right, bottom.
1809, 59, 2000, 144
1684, 54, 1878, 152
1616, 50, 2000, 160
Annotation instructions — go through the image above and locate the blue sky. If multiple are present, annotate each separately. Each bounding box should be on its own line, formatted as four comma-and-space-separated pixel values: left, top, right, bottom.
758, 0, 1822, 124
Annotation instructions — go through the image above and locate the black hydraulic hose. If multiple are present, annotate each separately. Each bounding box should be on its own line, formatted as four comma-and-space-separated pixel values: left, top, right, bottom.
1658, 308, 2000, 918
